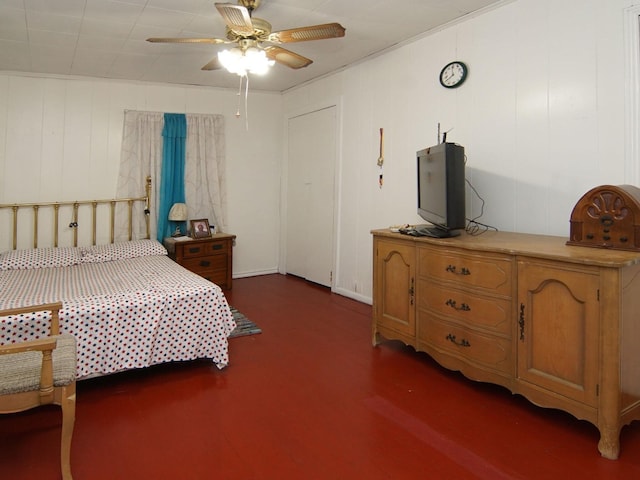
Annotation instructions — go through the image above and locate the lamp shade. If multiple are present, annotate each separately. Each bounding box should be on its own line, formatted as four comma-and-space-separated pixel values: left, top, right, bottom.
168, 203, 188, 221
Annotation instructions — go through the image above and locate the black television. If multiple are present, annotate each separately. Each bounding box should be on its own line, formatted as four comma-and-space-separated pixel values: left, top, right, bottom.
415, 142, 466, 238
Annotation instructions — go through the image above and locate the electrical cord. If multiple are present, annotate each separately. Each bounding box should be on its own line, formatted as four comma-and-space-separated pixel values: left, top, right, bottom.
465, 176, 498, 236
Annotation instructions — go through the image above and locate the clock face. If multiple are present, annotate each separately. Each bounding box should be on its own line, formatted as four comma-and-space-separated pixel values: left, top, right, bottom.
439, 61, 468, 88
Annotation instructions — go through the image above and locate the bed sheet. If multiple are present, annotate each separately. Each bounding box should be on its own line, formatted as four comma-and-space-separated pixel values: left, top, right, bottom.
0, 255, 236, 378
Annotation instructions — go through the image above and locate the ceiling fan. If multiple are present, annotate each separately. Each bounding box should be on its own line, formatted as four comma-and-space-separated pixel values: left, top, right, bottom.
147, 0, 346, 75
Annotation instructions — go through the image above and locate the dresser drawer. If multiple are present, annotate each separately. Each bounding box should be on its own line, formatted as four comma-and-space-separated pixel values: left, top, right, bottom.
417, 314, 511, 374
418, 246, 512, 296
182, 240, 228, 258
418, 280, 512, 336
200, 270, 227, 286
164, 234, 235, 289
182, 254, 226, 273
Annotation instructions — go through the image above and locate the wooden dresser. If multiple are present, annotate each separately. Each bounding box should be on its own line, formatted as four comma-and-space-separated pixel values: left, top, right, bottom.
164, 233, 235, 290
372, 228, 640, 460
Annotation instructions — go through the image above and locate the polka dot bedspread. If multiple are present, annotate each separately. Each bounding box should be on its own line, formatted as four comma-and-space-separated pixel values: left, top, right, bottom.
0, 242, 236, 379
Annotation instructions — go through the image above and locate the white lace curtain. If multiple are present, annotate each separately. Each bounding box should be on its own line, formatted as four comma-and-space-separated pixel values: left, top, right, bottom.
116, 110, 227, 241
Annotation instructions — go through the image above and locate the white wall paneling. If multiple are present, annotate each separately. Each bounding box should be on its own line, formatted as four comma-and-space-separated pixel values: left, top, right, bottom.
284, 0, 634, 303
0, 0, 635, 305
0, 73, 283, 278
624, 4, 640, 185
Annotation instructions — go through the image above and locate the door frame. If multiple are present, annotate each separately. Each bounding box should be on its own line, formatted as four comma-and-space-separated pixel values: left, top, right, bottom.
624, 5, 640, 185
280, 97, 343, 290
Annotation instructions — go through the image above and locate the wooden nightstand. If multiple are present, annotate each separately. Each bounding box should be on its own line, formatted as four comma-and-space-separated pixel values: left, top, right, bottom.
164, 233, 236, 289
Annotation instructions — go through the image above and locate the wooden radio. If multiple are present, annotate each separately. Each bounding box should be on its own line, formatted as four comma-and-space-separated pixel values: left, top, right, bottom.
567, 184, 640, 251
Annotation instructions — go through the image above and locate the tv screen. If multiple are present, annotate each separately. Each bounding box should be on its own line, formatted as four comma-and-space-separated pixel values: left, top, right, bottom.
416, 142, 466, 237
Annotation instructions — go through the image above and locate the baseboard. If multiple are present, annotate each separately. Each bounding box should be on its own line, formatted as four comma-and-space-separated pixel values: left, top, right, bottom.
231, 271, 373, 306
233, 268, 280, 279
332, 287, 372, 305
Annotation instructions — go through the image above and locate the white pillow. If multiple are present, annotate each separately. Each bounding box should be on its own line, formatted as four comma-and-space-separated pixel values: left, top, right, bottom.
0, 246, 81, 271
80, 239, 167, 263
77, 243, 115, 263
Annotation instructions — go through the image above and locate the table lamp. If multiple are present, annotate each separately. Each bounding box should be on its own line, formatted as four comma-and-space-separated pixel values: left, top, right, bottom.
168, 203, 188, 237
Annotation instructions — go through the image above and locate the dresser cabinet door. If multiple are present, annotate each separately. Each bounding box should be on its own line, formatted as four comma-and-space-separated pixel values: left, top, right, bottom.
517, 259, 600, 407
373, 239, 416, 342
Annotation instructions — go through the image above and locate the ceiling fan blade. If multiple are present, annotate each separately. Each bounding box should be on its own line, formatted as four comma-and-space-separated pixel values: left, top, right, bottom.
269, 23, 345, 43
201, 57, 223, 71
264, 46, 313, 69
215, 3, 254, 36
147, 37, 228, 45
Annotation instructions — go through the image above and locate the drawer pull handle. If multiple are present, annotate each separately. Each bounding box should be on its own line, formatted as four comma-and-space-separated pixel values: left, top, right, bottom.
446, 333, 470, 348
409, 277, 415, 305
200, 260, 211, 267
188, 247, 200, 254
445, 299, 470, 311
212, 244, 223, 250
445, 265, 470, 275
519, 303, 525, 341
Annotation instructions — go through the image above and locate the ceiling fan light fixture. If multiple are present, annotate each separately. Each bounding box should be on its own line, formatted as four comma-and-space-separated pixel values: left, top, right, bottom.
150, 2, 344, 79
218, 46, 274, 76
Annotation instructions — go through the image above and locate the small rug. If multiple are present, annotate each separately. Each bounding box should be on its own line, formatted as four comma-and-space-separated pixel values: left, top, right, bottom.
228, 306, 262, 338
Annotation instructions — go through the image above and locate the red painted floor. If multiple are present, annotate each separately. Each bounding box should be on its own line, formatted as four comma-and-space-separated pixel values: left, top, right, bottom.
1, 273, 640, 479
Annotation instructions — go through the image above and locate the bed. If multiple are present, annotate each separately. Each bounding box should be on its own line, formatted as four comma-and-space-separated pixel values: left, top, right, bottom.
0, 178, 236, 379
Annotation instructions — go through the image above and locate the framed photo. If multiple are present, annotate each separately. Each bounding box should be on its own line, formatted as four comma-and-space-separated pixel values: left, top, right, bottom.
190, 219, 211, 238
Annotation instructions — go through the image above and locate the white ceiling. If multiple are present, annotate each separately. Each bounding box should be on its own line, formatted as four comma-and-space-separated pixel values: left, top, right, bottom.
0, 0, 505, 92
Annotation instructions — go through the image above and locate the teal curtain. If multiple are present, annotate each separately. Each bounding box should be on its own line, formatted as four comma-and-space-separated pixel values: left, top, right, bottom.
157, 113, 187, 241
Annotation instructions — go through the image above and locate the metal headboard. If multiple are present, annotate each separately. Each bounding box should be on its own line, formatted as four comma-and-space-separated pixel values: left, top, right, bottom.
0, 176, 151, 250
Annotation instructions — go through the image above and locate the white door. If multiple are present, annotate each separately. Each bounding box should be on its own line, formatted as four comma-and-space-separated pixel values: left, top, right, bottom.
286, 106, 337, 287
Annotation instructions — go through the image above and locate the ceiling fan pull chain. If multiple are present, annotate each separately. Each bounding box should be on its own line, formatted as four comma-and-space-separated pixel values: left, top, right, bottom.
235, 75, 243, 118
234, 75, 250, 130
244, 74, 250, 131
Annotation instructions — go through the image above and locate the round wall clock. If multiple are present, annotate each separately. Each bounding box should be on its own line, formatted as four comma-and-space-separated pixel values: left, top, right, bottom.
439, 61, 468, 89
